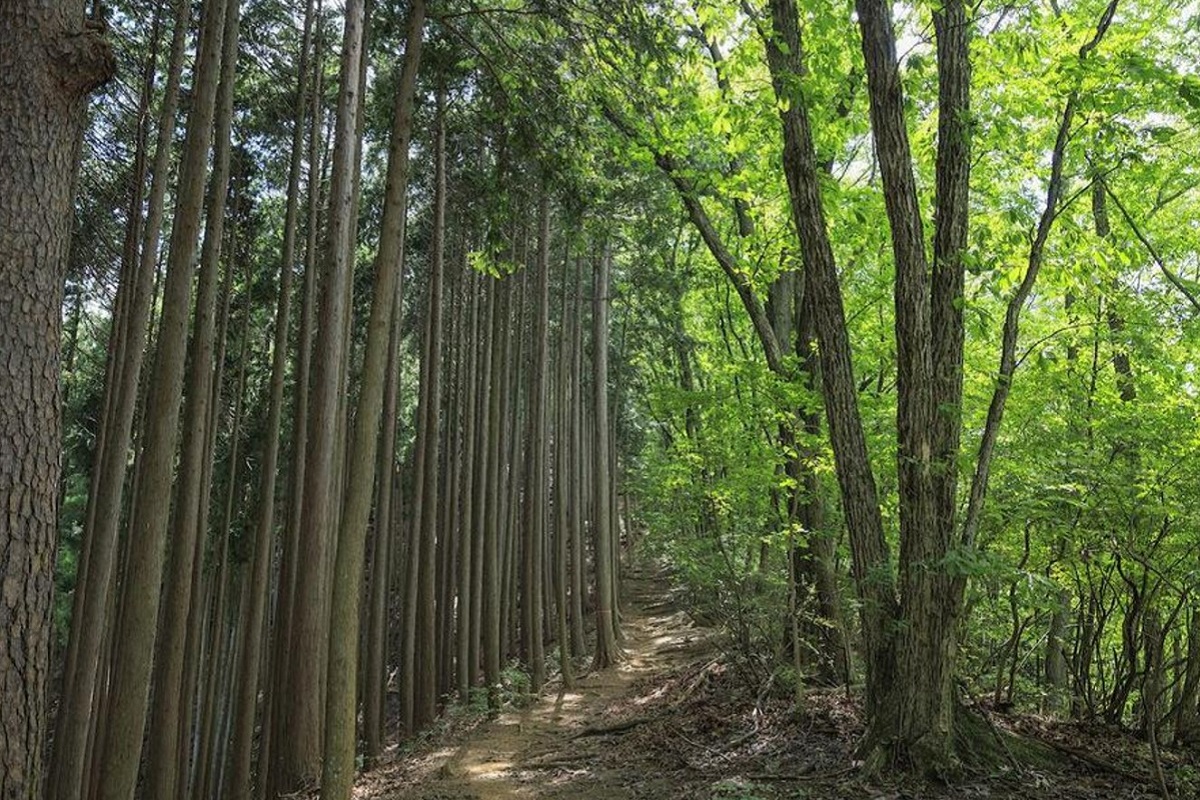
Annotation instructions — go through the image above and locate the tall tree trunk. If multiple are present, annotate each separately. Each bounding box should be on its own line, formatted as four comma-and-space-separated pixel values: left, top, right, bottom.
92, 0, 230, 794
225, 1, 315, 793
458, 271, 482, 701
321, 4, 425, 792
483, 277, 510, 704
196, 287, 250, 799
275, 0, 366, 789
143, 3, 240, 792
521, 196, 551, 692
554, 240, 576, 688
415, 83, 448, 732
364, 247, 406, 762
58, 0, 159, 758
592, 244, 620, 668
469, 283, 496, 688
262, 8, 325, 792
848, 0, 970, 767
0, 2, 111, 796
569, 257, 588, 658
48, 2, 171, 793
762, 0, 898, 731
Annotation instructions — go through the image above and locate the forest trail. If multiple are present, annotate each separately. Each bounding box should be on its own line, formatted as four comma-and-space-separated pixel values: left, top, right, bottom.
356, 565, 713, 800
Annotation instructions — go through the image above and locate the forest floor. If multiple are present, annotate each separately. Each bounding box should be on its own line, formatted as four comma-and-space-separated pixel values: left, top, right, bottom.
344, 565, 1196, 799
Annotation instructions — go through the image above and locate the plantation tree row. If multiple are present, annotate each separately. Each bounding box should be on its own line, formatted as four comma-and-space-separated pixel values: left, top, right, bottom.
5, 1, 625, 798
1, 0, 1199, 797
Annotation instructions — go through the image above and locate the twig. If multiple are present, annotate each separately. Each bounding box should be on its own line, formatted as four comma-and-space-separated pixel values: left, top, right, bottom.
570, 715, 653, 739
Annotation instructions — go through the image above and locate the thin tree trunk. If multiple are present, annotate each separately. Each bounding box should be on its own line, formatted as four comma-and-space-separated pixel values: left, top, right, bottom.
469, 282, 496, 688
415, 83, 448, 732
320, 4, 423, 793
483, 277, 511, 704
143, 3, 240, 792
196, 294, 250, 799
592, 244, 619, 668
555, 239, 575, 688
262, 7, 324, 793
458, 271, 482, 701
275, 0, 366, 788
225, 1, 314, 792
569, 256, 587, 658
49, 2, 172, 793
93, 0, 230, 793
521, 197, 551, 691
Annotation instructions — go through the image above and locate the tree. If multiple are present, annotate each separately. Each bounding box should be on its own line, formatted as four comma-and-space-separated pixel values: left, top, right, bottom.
273, 0, 367, 790
321, 1, 426, 794
0, 3, 112, 796
592, 243, 620, 668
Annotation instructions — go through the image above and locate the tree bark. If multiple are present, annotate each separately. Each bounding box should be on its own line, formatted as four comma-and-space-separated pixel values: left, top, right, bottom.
415, 84, 448, 731
592, 244, 620, 668
458, 271, 482, 701
319, 3, 423, 794
0, 2, 111, 796
92, 0, 229, 793
275, 0, 366, 789
263, 8, 325, 792
762, 0, 897, 729
142, 2, 240, 791
521, 196, 552, 692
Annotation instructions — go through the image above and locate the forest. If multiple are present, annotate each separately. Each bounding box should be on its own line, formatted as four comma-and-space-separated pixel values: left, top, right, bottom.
1, 0, 1199, 798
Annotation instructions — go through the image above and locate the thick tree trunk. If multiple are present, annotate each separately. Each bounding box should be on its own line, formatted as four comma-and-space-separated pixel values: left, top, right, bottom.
0, 3, 111, 797
852, 0, 972, 769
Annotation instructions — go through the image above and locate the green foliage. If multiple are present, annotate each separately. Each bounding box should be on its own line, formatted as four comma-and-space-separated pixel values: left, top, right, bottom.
708, 777, 769, 800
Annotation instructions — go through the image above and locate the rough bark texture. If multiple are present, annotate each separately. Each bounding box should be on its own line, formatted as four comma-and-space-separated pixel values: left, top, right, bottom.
0, 3, 112, 797
853, 0, 970, 769
763, 0, 896, 725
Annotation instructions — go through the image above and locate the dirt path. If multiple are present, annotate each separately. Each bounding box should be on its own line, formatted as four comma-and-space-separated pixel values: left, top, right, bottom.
354, 565, 710, 800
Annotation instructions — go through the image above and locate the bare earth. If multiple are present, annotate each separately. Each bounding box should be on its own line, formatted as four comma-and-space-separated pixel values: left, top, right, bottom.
345, 566, 1187, 800
351, 567, 710, 800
